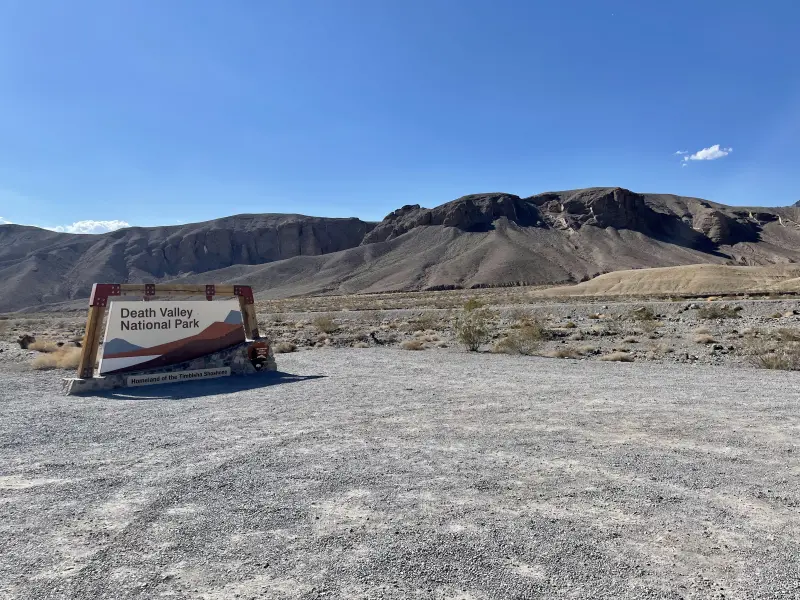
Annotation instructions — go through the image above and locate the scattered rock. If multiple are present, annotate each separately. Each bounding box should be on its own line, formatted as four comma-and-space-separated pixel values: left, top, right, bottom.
17, 334, 35, 349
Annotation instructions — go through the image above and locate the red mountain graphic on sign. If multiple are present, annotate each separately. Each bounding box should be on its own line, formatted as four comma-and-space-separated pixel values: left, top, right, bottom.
102, 321, 245, 375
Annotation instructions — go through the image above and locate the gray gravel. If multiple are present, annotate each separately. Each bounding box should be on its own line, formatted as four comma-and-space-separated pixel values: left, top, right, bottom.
1, 349, 799, 599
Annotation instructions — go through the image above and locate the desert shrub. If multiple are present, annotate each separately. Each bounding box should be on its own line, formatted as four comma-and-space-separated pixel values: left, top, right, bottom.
588, 325, 618, 337
749, 343, 800, 370
274, 341, 297, 353
492, 323, 546, 355
545, 347, 581, 359
520, 318, 548, 338
399, 321, 417, 333
697, 305, 741, 319
453, 305, 493, 352
400, 339, 425, 351
773, 328, 800, 342
313, 314, 338, 334
647, 342, 674, 354
630, 306, 656, 321
29, 340, 59, 353
413, 311, 439, 331
694, 334, 717, 344
31, 347, 81, 370
462, 298, 484, 312
507, 307, 531, 323
599, 351, 633, 362
743, 335, 800, 370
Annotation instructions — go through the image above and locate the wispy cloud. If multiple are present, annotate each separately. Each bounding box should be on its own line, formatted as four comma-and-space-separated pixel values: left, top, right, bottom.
46, 220, 131, 234
1, 217, 131, 233
683, 144, 733, 162
674, 150, 688, 155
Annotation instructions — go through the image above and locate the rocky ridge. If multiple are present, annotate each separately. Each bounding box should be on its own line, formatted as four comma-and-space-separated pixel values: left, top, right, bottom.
365, 187, 795, 249
3, 187, 800, 311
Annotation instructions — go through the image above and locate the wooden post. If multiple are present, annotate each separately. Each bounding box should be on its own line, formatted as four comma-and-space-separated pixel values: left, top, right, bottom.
238, 296, 260, 340
245, 304, 260, 339
76, 306, 106, 379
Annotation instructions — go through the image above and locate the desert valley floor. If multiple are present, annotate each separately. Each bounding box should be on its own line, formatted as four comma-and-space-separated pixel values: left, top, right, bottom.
1, 288, 799, 598
1, 348, 798, 599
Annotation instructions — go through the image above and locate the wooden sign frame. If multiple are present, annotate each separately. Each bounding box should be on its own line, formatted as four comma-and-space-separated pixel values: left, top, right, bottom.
76, 284, 259, 379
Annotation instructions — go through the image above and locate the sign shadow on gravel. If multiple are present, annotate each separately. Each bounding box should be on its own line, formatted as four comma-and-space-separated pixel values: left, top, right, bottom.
97, 371, 326, 401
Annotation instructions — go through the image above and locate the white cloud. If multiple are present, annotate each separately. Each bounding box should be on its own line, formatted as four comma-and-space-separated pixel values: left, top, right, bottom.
683, 144, 733, 162
674, 150, 688, 155
0, 216, 12, 225
46, 220, 131, 234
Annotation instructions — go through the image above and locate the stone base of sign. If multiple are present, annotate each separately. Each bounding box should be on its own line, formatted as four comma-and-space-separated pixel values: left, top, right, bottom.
64, 339, 276, 395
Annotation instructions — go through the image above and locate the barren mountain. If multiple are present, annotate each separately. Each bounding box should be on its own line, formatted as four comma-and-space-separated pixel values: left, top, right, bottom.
173, 187, 800, 299
0, 215, 373, 311
3, 187, 800, 312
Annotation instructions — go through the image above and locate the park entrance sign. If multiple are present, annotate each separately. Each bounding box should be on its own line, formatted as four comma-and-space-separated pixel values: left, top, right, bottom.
99, 300, 245, 375
64, 283, 276, 395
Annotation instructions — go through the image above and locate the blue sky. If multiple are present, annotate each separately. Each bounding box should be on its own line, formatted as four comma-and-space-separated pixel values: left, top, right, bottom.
0, 0, 798, 232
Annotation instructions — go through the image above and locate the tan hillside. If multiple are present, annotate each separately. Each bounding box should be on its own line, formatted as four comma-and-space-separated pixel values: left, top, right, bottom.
535, 264, 800, 298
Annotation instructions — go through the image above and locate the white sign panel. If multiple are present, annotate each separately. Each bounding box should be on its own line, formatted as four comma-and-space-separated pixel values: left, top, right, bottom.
127, 367, 231, 387
99, 300, 245, 375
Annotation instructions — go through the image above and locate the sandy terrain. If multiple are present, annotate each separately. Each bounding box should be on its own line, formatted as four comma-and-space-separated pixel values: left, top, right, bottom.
536, 264, 800, 298
1, 349, 798, 599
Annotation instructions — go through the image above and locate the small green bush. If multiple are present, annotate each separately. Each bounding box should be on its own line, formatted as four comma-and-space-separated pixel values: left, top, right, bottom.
454, 306, 493, 352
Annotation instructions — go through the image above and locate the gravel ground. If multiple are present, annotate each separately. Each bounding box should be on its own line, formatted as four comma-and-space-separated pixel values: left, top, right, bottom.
257, 298, 800, 367
1, 349, 799, 599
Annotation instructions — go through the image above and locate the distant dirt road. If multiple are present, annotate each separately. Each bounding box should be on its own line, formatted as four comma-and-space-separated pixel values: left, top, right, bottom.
1, 349, 798, 599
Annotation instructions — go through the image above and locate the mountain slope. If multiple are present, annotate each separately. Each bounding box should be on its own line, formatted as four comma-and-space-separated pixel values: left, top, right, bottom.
0, 214, 374, 311
3, 187, 800, 311
172, 187, 800, 298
